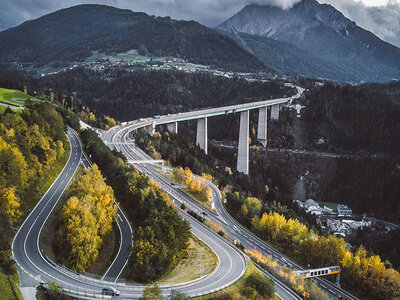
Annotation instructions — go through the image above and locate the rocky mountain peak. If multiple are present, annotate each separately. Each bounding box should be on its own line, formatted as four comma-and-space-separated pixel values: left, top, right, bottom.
219, 0, 354, 41
217, 0, 400, 82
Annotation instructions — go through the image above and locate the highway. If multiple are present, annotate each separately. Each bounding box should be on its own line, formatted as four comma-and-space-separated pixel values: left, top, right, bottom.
104, 123, 302, 300
113, 86, 303, 133
0, 102, 25, 110
103, 100, 359, 300
152, 96, 293, 125
12, 88, 355, 300
12, 128, 250, 299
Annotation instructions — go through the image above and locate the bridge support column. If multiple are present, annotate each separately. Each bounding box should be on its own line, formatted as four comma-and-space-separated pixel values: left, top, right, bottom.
257, 107, 268, 147
271, 104, 280, 121
336, 272, 341, 287
145, 122, 156, 135
237, 110, 249, 175
196, 118, 208, 154
167, 122, 178, 134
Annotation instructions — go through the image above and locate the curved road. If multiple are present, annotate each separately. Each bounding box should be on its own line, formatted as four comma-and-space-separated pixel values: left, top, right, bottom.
80, 150, 133, 282
103, 107, 359, 300
13, 129, 248, 298
104, 122, 302, 300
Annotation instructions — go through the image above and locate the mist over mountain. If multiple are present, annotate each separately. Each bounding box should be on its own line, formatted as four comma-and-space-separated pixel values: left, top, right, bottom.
0, 4, 264, 72
218, 0, 400, 82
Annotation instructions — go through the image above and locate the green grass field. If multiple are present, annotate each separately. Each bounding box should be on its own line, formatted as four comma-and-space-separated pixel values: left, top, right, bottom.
0, 88, 40, 107
318, 201, 338, 210
181, 189, 215, 213
86, 50, 150, 63
193, 262, 279, 300
157, 236, 218, 285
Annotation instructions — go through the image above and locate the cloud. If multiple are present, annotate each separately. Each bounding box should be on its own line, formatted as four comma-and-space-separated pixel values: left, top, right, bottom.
252, 0, 301, 9
321, 0, 400, 47
1, 0, 400, 47
0, 0, 301, 32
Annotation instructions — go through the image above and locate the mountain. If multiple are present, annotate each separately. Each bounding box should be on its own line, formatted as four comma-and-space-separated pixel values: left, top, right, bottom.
219, 30, 362, 82
218, 0, 400, 82
0, 4, 264, 71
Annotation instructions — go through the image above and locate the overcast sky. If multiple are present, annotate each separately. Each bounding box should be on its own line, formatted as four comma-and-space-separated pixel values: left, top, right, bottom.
1, 0, 400, 47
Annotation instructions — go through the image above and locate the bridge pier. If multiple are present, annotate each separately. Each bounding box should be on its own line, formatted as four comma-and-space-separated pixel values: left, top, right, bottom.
271, 104, 280, 121
237, 110, 249, 175
167, 122, 178, 134
336, 272, 341, 287
144, 122, 156, 135
196, 118, 208, 154
257, 107, 268, 147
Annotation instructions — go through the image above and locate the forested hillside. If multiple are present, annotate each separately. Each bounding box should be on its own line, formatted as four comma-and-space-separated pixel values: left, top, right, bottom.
79, 129, 191, 282
361, 80, 400, 106
302, 83, 400, 155
0, 101, 69, 298
136, 130, 400, 299
0, 4, 264, 71
0, 102, 67, 224
219, 30, 361, 82
32, 68, 295, 121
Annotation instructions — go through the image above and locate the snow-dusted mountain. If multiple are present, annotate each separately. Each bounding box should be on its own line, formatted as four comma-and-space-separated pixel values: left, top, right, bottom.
218, 0, 400, 82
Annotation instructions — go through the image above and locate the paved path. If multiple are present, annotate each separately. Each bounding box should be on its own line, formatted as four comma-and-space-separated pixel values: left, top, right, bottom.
13, 128, 247, 299
0, 102, 24, 110
20, 287, 36, 300
102, 103, 360, 300
105, 123, 301, 300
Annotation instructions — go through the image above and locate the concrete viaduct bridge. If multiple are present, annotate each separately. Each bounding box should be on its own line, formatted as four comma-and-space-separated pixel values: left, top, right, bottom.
125, 87, 303, 175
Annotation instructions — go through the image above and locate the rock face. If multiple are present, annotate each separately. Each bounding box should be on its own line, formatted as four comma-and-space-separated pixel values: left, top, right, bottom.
218, 0, 400, 82
0, 4, 264, 72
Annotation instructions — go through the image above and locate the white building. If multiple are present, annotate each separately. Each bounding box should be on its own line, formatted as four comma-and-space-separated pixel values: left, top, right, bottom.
337, 205, 352, 216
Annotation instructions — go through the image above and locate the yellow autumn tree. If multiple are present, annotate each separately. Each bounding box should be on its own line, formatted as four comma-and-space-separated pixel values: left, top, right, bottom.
201, 173, 213, 182
104, 116, 116, 129
184, 167, 193, 186
62, 196, 101, 271
189, 177, 202, 193
249, 210, 400, 299
173, 167, 185, 184
0, 136, 28, 189
201, 180, 212, 201
56, 165, 117, 271
0, 186, 21, 222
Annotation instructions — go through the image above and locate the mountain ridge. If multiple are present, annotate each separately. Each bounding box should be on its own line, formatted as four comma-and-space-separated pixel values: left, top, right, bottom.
0, 4, 265, 72
218, 0, 400, 82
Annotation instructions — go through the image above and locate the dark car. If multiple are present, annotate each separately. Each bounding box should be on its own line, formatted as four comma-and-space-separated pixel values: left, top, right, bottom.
102, 287, 120, 296
201, 212, 208, 216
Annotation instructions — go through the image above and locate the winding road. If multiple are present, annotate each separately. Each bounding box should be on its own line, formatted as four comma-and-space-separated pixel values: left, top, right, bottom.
13, 88, 358, 299
79, 149, 133, 282
13, 128, 248, 299
102, 105, 359, 300
103, 122, 302, 300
